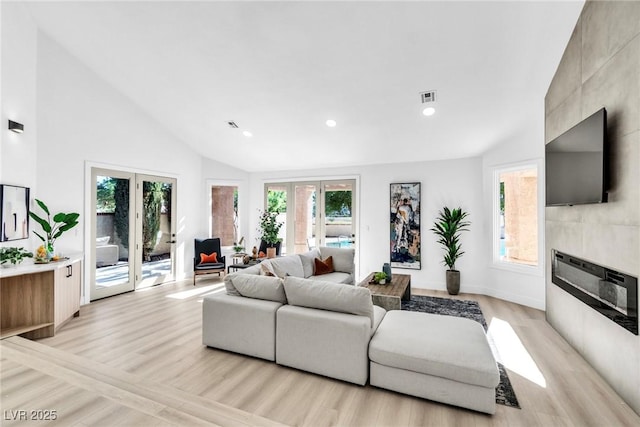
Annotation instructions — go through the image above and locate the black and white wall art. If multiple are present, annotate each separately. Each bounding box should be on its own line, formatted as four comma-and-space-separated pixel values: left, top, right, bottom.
1, 184, 30, 242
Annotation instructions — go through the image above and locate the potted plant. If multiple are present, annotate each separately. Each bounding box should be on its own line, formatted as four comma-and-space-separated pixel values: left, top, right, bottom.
430, 207, 470, 295
29, 198, 80, 257
0, 247, 33, 267
258, 209, 283, 258
233, 237, 245, 254
374, 271, 388, 285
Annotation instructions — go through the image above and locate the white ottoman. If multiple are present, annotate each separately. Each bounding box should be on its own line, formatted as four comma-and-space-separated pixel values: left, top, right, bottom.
368, 310, 500, 414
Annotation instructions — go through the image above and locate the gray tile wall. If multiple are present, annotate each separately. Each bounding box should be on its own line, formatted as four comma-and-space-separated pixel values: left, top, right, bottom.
545, 1, 640, 414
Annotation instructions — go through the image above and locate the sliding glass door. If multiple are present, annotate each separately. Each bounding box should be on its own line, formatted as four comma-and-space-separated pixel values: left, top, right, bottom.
265, 179, 356, 254
91, 168, 176, 300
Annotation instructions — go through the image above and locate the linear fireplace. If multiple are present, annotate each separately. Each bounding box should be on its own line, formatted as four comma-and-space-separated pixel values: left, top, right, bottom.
552, 250, 638, 335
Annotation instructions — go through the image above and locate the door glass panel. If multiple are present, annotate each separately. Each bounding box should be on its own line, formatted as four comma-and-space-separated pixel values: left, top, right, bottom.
266, 184, 287, 255
293, 184, 317, 254
94, 173, 134, 296
324, 182, 354, 248
137, 178, 175, 288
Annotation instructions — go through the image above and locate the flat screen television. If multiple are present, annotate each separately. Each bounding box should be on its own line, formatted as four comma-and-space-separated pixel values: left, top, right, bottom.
545, 108, 608, 206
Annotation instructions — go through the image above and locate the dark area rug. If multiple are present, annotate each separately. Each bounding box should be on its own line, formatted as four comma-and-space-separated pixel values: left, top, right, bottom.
402, 295, 521, 409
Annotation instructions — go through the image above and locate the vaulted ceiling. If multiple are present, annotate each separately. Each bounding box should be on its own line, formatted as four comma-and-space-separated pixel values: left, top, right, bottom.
25, 1, 584, 172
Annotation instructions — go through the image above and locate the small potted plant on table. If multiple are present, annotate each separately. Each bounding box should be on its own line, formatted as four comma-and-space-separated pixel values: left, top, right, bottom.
373, 271, 388, 285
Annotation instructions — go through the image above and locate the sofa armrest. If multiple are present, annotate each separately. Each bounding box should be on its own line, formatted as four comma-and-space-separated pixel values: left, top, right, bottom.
203, 293, 282, 361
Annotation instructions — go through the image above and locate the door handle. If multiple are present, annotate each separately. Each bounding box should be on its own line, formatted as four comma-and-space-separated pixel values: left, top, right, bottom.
166, 240, 176, 244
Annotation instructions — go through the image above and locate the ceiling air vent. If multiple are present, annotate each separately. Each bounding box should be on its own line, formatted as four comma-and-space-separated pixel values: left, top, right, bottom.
227, 120, 239, 129
420, 91, 436, 104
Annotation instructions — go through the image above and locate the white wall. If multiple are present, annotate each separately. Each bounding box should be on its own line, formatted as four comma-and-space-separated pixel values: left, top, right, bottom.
248, 157, 486, 293
481, 119, 546, 310
33, 31, 231, 299
0, 2, 38, 250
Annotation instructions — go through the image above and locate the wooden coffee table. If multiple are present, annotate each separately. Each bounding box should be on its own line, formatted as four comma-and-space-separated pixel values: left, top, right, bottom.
359, 273, 411, 311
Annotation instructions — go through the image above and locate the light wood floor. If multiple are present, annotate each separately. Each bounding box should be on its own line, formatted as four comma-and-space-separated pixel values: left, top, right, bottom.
1, 278, 639, 426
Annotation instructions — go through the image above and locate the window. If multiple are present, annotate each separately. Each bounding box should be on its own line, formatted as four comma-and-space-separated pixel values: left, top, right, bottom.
494, 164, 538, 268
210, 185, 238, 246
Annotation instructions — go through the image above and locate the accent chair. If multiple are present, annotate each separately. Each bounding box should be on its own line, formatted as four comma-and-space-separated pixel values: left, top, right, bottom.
194, 238, 226, 285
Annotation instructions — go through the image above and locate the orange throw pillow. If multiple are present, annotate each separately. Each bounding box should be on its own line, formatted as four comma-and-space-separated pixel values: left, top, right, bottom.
258, 251, 266, 258
200, 252, 218, 264
314, 256, 334, 275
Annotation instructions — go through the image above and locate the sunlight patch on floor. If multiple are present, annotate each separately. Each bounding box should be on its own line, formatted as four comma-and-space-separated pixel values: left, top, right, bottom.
166, 283, 224, 300
488, 317, 547, 388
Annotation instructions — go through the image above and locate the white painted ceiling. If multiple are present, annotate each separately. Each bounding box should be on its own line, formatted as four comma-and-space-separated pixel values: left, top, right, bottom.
25, 1, 584, 172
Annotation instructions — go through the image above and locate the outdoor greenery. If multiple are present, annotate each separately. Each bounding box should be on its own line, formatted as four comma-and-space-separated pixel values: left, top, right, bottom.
114, 178, 130, 249
28, 199, 80, 248
267, 190, 287, 213
325, 190, 352, 216
430, 207, 470, 270
0, 247, 33, 266
142, 181, 163, 260
258, 209, 283, 246
97, 177, 116, 212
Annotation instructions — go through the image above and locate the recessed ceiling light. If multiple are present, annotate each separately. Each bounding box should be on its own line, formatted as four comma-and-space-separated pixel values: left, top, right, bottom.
422, 107, 436, 116
242, 131, 253, 137
326, 119, 337, 128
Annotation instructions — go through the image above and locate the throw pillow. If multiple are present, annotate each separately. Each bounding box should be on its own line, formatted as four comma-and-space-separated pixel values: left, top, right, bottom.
314, 256, 334, 275
200, 252, 218, 264
260, 263, 275, 276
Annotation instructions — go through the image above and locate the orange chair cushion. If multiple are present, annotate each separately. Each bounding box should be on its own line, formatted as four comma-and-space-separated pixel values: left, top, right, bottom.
314, 256, 334, 275
200, 252, 218, 264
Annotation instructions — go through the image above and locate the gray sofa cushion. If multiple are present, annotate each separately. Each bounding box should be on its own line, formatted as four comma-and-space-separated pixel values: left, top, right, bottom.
369, 311, 500, 388
283, 276, 374, 326
318, 246, 354, 274
309, 271, 352, 284
225, 274, 287, 304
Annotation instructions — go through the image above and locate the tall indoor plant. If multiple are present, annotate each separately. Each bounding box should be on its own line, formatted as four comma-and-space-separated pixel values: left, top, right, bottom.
430, 207, 470, 295
258, 209, 283, 258
29, 198, 80, 256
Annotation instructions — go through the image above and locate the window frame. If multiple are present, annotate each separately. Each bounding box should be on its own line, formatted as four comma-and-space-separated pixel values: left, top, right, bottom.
491, 160, 543, 276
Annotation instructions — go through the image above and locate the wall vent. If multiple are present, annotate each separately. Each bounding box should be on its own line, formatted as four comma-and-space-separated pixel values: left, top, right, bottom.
420, 91, 436, 104
227, 120, 239, 129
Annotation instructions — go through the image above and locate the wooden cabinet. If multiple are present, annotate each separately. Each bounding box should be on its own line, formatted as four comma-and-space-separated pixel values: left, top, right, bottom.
0, 255, 83, 340
54, 260, 82, 330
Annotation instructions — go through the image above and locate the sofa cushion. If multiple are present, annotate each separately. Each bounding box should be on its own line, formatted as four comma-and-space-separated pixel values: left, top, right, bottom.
318, 246, 354, 274
298, 248, 320, 278
369, 311, 500, 388
314, 256, 334, 275
283, 276, 374, 326
224, 274, 287, 304
309, 272, 352, 284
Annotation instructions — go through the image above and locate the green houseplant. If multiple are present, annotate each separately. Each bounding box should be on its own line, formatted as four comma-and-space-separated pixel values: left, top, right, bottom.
373, 271, 388, 285
430, 207, 470, 295
0, 247, 33, 267
29, 198, 80, 256
258, 209, 283, 258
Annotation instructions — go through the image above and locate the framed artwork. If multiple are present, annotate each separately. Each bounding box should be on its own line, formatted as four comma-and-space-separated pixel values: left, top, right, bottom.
1, 184, 30, 242
390, 182, 421, 269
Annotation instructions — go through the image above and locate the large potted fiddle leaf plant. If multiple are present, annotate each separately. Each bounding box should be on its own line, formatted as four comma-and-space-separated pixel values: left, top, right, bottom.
430, 207, 470, 295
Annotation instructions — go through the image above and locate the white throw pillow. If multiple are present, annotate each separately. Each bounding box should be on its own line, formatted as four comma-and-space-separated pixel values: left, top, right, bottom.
298, 248, 321, 278
318, 247, 354, 274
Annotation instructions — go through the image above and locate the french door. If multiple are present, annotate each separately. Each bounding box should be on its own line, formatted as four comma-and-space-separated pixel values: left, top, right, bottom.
265, 179, 356, 255
91, 168, 176, 300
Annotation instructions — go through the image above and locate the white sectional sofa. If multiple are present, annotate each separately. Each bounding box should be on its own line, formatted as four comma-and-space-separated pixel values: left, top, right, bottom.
202, 246, 500, 413
203, 273, 384, 385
